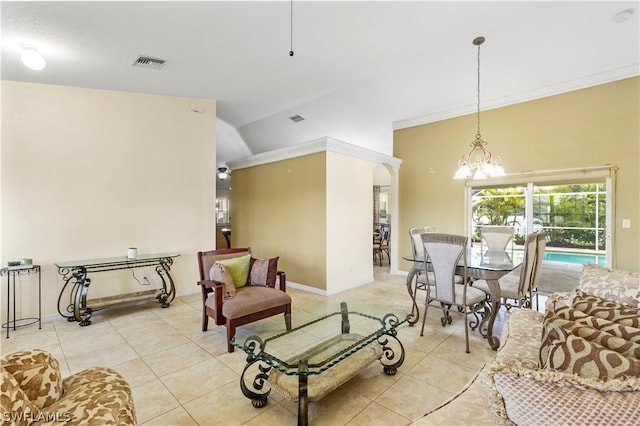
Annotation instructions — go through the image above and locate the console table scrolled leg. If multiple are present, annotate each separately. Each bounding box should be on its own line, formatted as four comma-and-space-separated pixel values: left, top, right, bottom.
155, 257, 175, 308
72, 267, 92, 326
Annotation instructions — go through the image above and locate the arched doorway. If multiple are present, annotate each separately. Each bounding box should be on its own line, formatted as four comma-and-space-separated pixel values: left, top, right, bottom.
373, 163, 400, 273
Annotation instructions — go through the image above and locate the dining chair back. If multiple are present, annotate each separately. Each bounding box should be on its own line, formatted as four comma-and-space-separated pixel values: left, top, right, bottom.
420, 233, 487, 353
517, 233, 539, 302
480, 226, 515, 251
471, 232, 539, 312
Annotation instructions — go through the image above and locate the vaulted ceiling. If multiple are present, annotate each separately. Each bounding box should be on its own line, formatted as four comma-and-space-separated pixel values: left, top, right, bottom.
2, 1, 638, 167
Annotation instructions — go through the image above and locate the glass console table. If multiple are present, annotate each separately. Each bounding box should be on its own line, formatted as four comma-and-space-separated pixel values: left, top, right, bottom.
55, 253, 179, 326
232, 301, 408, 426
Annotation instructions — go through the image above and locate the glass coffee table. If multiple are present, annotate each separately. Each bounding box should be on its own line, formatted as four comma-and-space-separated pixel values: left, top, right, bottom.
232, 300, 408, 425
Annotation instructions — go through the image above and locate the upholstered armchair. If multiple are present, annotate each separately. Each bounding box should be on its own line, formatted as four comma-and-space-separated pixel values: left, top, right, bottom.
1, 349, 136, 425
197, 247, 292, 352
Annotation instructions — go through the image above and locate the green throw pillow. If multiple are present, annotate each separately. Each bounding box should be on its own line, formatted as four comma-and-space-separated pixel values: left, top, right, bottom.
217, 254, 251, 288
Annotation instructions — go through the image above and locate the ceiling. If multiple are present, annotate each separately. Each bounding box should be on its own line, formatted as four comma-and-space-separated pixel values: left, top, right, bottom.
2, 1, 639, 169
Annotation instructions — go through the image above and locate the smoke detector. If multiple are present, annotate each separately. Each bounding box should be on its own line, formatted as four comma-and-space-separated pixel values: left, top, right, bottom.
132, 55, 165, 70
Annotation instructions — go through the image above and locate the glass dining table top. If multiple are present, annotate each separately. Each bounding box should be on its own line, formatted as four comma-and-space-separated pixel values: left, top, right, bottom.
404, 247, 523, 271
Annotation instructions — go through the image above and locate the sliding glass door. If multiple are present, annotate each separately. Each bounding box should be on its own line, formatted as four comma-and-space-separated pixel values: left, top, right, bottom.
467, 167, 614, 267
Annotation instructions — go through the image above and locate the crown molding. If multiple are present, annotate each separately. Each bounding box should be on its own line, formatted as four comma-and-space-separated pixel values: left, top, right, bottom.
227, 136, 402, 170
393, 67, 639, 130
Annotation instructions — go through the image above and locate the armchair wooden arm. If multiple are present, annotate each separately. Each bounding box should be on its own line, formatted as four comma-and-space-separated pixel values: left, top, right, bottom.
198, 279, 225, 326
276, 271, 286, 291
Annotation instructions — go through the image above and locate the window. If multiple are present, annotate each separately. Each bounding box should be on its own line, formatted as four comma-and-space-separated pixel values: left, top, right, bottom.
465, 166, 615, 267
216, 198, 230, 225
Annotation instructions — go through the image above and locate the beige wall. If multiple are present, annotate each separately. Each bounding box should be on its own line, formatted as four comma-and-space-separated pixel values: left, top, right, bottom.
1, 81, 217, 320
395, 77, 639, 272
231, 149, 380, 293
231, 153, 327, 290
326, 151, 376, 292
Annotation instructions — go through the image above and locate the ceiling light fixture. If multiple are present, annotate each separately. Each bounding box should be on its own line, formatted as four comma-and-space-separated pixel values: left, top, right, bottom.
20, 45, 46, 70
454, 36, 505, 180
217, 167, 230, 180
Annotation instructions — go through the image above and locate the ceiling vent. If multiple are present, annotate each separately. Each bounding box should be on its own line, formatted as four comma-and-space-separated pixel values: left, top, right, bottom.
132, 55, 165, 70
289, 114, 305, 123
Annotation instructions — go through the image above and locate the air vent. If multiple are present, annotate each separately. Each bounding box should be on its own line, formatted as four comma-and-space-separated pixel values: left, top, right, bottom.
289, 114, 305, 123
132, 55, 165, 70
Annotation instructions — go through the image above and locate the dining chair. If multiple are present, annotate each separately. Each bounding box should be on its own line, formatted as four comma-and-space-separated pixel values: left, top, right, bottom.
480, 225, 515, 251
420, 233, 488, 353
528, 232, 547, 310
373, 228, 390, 266
473, 232, 538, 310
409, 227, 436, 289
409, 227, 463, 287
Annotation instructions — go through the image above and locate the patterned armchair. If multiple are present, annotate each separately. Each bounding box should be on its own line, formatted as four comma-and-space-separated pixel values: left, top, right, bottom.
1, 349, 136, 425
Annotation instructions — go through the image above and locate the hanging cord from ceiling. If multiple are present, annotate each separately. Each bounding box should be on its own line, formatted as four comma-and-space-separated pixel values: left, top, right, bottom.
289, 0, 294, 56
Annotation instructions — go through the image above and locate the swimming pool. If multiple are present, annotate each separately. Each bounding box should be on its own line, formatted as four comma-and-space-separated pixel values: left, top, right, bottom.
543, 251, 606, 266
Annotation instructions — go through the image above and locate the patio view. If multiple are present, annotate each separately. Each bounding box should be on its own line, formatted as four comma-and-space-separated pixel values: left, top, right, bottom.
471, 183, 607, 266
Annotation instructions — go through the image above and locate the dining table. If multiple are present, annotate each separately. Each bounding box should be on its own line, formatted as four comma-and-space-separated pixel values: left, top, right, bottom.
403, 247, 523, 350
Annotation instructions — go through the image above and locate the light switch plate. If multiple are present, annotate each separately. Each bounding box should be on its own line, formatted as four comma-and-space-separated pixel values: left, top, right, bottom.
622, 219, 631, 228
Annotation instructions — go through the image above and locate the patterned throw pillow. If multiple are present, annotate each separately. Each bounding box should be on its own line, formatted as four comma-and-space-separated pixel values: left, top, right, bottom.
541, 314, 640, 362
540, 314, 569, 367
546, 334, 640, 380
553, 304, 640, 343
573, 290, 640, 327
209, 262, 236, 298
579, 263, 640, 308
216, 254, 251, 288
249, 257, 279, 287
1, 350, 63, 409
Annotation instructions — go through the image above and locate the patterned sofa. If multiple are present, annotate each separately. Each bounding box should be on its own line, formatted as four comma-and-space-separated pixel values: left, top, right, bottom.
414, 263, 640, 425
1, 349, 136, 425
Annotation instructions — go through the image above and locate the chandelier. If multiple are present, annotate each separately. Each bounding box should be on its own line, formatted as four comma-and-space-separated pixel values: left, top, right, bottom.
454, 36, 505, 180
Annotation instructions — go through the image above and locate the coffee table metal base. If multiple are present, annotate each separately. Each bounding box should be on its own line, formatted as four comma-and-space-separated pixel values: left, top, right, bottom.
235, 302, 405, 426
239, 332, 404, 425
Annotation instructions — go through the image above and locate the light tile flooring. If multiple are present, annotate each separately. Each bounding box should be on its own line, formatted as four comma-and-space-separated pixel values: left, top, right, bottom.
1, 267, 544, 425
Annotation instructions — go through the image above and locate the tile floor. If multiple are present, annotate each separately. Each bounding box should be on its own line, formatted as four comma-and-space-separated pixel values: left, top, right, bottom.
1, 266, 544, 425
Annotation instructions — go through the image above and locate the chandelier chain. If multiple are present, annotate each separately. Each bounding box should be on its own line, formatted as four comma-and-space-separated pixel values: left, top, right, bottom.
476, 39, 481, 139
